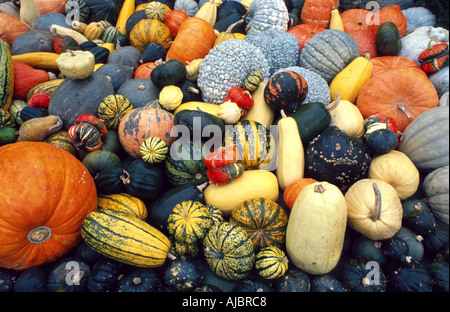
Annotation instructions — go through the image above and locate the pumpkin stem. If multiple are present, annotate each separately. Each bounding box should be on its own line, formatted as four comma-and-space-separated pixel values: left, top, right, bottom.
132, 277, 142, 285
397, 103, 413, 120
187, 86, 200, 94
167, 252, 177, 261
363, 53, 371, 61
369, 183, 382, 222
427, 37, 438, 49
314, 183, 325, 193
197, 182, 208, 192
280, 109, 287, 118
226, 19, 244, 33
27, 226, 52, 244
327, 91, 341, 111
278, 257, 289, 264
204, 247, 224, 259
120, 170, 131, 185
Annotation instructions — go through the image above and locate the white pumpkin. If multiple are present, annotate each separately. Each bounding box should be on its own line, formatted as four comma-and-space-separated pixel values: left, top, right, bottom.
399, 26, 449, 65
402, 7, 436, 32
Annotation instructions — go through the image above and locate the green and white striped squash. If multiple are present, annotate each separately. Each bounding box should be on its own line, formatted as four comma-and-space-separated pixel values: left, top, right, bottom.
144, 1, 167, 21
81, 209, 174, 268
102, 26, 121, 43
7, 100, 27, 126
140, 136, 169, 164
0, 39, 14, 111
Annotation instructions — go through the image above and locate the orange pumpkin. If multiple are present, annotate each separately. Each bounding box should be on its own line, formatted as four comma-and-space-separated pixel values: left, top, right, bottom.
118, 101, 176, 158
349, 28, 378, 57
34, 0, 67, 14
13, 62, 51, 100
287, 23, 326, 52
0, 141, 97, 270
129, 18, 172, 52
370, 56, 424, 78
165, 17, 216, 65
0, 13, 29, 46
356, 68, 439, 132
163, 9, 190, 38
368, 5, 407, 36
341, 9, 371, 34
283, 178, 316, 210
300, 0, 339, 28
134, 62, 158, 79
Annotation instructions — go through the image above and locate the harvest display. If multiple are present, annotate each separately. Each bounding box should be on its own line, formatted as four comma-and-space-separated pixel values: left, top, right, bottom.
0, 0, 449, 293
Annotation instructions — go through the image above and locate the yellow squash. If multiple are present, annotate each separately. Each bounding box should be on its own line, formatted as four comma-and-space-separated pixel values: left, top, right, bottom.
286, 182, 347, 275
329, 54, 373, 103
195, 0, 217, 26
329, 8, 344, 31
174, 101, 220, 117
11, 52, 59, 70
276, 110, 305, 190
241, 79, 274, 128
116, 0, 135, 35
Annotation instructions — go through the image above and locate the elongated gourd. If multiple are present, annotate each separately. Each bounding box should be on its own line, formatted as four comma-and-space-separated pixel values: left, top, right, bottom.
0, 40, 14, 111
18, 115, 63, 142
116, 0, 135, 35
204, 170, 279, 216
241, 79, 274, 128
173, 101, 220, 117
72, 21, 88, 33
286, 182, 347, 275
81, 209, 175, 268
49, 24, 89, 45
11, 52, 59, 70
329, 53, 373, 103
97, 193, 148, 220
19, 0, 40, 29
329, 8, 344, 31
276, 110, 304, 190
195, 0, 217, 26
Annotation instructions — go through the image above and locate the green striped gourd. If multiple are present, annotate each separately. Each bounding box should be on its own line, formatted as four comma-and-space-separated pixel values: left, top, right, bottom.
97, 193, 148, 220
255, 246, 289, 279
0, 39, 14, 111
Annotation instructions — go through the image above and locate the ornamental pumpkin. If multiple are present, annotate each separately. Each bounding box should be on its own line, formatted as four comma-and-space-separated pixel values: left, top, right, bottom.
118, 101, 176, 158
0, 142, 97, 270
345, 178, 403, 240
283, 178, 316, 210
300, 0, 339, 28
230, 197, 289, 252
370, 56, 423, 78
159, 85, 184, 111
163, 9, 190, 38
140, 136, 168, 164
356, 68, 439, 132
97, 94, 133, 130
287, 23, 326, 52
255, 246, 289, 280
167, 200, 211, 244
165, 17, 216, 65
129, 18, 172, 52
56, 50, 95, 80
418, 42, 449, 74
340, 8, 372, 34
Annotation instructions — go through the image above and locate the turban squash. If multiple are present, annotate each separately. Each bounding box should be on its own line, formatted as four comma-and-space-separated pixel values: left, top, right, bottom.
0, 142, 97, 270
356, 67, 439, 132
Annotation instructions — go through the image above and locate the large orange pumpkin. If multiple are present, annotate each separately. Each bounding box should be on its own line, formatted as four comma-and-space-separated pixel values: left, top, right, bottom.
356, 68, 439, 132
0, 13, 29, 45
287, 23, 326, 52
370, 56, 424, 78
118, 101, 176, 158
368, 5, 407, 36
163, 9, 190, 38
300, 0, 339, 28
341, 9, 371, 34
165, 17, 216, 65
129, 18, 173, 52
349, 28, 377, 57
0, 142, 97, 270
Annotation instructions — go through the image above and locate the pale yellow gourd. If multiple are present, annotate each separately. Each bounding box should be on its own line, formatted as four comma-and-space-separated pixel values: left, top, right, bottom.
195, 0, 217, 26
72, 21, 88, 33
204, 170, 279, 216
276, 110, 305, 190
174, 101, 220, 117
50, 24, 89, 45
345, 178, 403, 240
56, 50, 95, 80
217, 100, 241, 124
328, 92, 365, 139
19, 0, 40, 29
185, 59, 203, 81
83, 22, 104, 41
241, 79, 274, 128
286, 182, 347, 275
329, 8, 344, 31
329, 53, 373, 103
368, 150, 420, 200
159, 85, 184, 111
116, 0, 135, 35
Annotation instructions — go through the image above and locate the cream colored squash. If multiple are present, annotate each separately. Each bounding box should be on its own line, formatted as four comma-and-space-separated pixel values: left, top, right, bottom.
217, 100, 241, 124
345, 178, 403, 240
286, 182, 347, 275
368, 150, 420, 200
56, 50, 95, 80
204, 169, 279, 216
185, 58, 203, 81
195, 0, 217, 26
241, 79, 274, 128
328, 92, 365, 139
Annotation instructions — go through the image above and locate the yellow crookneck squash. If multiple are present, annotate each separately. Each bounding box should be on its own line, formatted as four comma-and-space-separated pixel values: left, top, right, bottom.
276, 109, 305, 190
286, 182, 347, 275
329, 7, 345, 31
329, 53, 373, 103
116, 0, 135, 35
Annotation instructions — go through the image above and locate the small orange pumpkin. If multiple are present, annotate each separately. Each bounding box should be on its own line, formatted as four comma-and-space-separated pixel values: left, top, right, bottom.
0, 141, 97, 270
283, 178, 316, 210
163, 9, 190, 38
287, 23, 326, 52
134, 62, 158, 79
300, 0, 339, 28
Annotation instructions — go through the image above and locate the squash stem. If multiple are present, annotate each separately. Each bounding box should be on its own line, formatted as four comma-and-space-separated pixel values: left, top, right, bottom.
204, 247, 224, 259
327, 91, 341, 111
120, 170, 131, 185
167, 252, 177, 261
397, 103, 413, 120
278, 257, 289, 264
314, 184, 325, 193
369, 183, 382, 221
280, 109, 287, 118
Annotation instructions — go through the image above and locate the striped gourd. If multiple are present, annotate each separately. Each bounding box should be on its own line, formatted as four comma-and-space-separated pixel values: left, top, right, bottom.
7, 100, 27, 126
144, 1, 167, 21
255, 246, 289, 279
65, 0, 90, 23
167, 201, 211, 244
81, 209, 174, 268
203, 222, 255, 281
98, 94, 133, 129
224, 120, 275, 170
26, 79, 64, 101
230, 197, 288, 252
0, 109, 15, 128
140, 136, 168, 164
102, 26, 121, 43
0, 39, 14, 111
45, 130, 77, 156
243, 70, 263, 92
97, 193, 148, 219
169, 236, 200, 258
205, 204, 224, 227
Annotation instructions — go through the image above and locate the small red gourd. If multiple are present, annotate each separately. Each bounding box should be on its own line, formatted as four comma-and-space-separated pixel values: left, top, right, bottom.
73, 113, 107, 140
223, 87, 254, 116
205, 146, 245, 185
418, 42, 449, 74
27, 91, 51, 114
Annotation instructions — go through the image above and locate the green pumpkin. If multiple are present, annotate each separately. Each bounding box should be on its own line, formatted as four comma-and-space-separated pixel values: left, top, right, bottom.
229, 197, 288, 252
0, 126, 17, 146
255, 246, 289, 280
167, 201, 211, 244
376, 22, 402, 56
82, 149, 121, 179
162, 256, 203, 292
340, 258, 387, 292
46, 258, 91, 292
203, 222, 255, 281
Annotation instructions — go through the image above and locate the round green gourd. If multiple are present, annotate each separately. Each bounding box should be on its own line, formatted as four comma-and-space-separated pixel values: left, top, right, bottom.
340, 258, 387, 292
402, 198, 436, 236
393, 226, 425, 262
116, 267, 162, 292
82, 149, 121, 179
428, 261, 449, 292
46, 258, 91, 292
386, 260, 434, 292
203, 222, 255, 281
205, 204, 224, 227
376, 22, 402, 56
162, 256, 203, 292
272, 268, 310, 292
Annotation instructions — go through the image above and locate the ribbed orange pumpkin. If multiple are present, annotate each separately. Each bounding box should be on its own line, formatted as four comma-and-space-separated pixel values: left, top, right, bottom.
370, 56, 424, 78
134, 62, 158, 79
129, 18, 172, 52
341, 8, 371, 34
0, 141, 97, 270
287, 23, 326, 52
300, 0, 339, 28
368, 5, 407, 36
118, 101, 176, 158
163, 9, 190, 38
283, 178, 316, 210
356, 68, 439, 132
165, 17, 216, 65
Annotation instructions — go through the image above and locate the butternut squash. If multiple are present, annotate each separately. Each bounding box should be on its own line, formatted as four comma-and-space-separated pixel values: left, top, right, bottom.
195, 0, 217, 26
11, 52, 59, 70
49, 24, 89, 45
204, 170, 279, 216
286, 182, 347, 275
329, 54, 373, 103
241, 79, 274, 128
18, 115, 63, 142
276, 110, 304, 190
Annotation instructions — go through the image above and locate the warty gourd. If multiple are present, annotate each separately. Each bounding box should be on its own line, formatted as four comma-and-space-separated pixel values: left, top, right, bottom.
245, 0, 289, 35
197, 39, 270, 104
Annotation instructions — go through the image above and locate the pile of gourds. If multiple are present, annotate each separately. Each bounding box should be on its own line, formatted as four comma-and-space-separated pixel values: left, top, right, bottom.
0, 0, 449, 293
